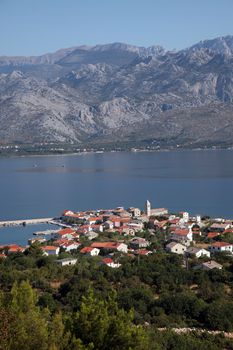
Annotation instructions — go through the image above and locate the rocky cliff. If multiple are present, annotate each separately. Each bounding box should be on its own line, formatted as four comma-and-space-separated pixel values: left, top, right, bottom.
1, 36, 233, 147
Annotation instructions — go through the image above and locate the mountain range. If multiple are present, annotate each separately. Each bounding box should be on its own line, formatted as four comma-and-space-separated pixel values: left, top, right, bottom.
1, 36, 233, 148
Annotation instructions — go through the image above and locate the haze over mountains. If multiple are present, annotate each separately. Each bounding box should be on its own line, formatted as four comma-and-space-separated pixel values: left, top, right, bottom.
1, 36, 233, 147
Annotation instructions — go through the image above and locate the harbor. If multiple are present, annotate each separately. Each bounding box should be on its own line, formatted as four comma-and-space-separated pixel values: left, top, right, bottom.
0, 222, 60, 246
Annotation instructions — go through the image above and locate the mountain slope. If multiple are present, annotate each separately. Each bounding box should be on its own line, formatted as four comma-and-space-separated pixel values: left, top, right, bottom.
1, 37, 233, 147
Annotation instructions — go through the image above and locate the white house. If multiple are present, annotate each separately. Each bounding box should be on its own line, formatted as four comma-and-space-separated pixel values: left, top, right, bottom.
103, 221, 114, 230
80, 247, 100, 256
91, 242, 128, 253
170, 228, 193, 246
122, 227, 136, 236
60, 242, 81, 252
166, 242, 186, 255
101, 258, 121, 268
208, 242, 233, 254
130, 237, 149, 249
182, 211, 189, 223
42, 246, 60, 256
185, 247, 210, 258
201, 260, 223, 270
52, 227, 76, 240
127, 207, 141, 217
209, 222, 231, 232
85, 231, 99, 240
92, 224, 104, 233
55, 258, 77, 266
127, 221, 144, 230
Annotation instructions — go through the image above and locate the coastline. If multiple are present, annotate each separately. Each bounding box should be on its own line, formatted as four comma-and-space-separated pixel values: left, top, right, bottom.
1, 146, 233, 159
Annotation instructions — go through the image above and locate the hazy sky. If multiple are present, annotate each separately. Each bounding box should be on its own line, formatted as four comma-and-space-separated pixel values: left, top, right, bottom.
1, 0, 233, 56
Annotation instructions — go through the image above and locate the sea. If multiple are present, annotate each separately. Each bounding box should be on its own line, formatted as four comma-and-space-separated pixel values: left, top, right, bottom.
0, 150, 233, 245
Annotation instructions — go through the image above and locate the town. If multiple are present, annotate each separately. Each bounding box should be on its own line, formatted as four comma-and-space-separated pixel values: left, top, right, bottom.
0, 200, 232, 272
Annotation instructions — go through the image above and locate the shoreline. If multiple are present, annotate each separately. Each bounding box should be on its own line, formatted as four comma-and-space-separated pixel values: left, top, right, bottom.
1, 147, 233, 159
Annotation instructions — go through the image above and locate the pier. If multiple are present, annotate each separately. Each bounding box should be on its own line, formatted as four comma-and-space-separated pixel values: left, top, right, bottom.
0, 217, 53, 228
33, 229, 59, 236
49, 220, 72, 228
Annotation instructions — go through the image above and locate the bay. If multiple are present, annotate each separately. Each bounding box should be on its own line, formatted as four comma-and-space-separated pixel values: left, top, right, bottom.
0, 150, 233, 245
0, 223, 56, 246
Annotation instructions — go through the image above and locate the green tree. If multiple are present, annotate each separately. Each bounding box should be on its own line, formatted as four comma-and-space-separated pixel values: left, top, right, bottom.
204, 301, 233, 331
9, 281, 49, 350
73, 289, 150, 350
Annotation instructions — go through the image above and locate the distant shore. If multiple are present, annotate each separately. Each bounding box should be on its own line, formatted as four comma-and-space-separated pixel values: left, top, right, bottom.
1, 146, 233, 159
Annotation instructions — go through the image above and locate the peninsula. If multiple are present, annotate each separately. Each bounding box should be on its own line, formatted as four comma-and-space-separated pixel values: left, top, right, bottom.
1, 200, 233, 348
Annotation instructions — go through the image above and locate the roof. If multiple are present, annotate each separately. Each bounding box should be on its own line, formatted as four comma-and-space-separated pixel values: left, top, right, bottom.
131, 237, 148, 243
62, 210, 74, 216
7, 244, 25, 253
202, 260, 223, 269
87, 217, 102, 222
172, 229, 189, 236
42, 245, 59, 251
58, 227, 75, 235
168, 218, 180, 224
102, 258, 113, 264
62, 242, 80, 248
91, 242, 125, 249
207, 232, 220, 239
224, 229, 233, 234
136, 249, 151, 255
53, 238, 70, 245
211, 241, 232, 247
67, 213, 84, 218
109, 216, 131, 223
186, 247, 205, 254
166, 242, 185, 249
80, 246, 96, 253
211, 223, 230, 228
151, 207, 168, 212
55, 258, 77, 263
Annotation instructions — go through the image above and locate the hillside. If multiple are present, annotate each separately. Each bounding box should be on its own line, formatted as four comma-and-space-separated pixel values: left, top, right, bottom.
1, 36, 233, 148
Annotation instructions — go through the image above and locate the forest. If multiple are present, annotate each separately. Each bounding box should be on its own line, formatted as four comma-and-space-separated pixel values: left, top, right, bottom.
0, 243, 233, 349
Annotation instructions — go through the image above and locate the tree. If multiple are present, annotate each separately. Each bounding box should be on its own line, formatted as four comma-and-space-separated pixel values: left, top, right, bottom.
204, 301, 233, 331
25, 242, 44, 258
73, 289, 150, 350
9, 281, 49, 350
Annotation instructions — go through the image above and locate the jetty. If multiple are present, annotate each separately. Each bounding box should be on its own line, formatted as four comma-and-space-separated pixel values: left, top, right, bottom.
33, 229, 59, 236
0, 217, 53, 228
49, 219, 72, 228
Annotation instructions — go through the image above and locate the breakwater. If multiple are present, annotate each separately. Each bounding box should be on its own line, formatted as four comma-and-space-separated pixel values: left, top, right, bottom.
0, 218, 53, 228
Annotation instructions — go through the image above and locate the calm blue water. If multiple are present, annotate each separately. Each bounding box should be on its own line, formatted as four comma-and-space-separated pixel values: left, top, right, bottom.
0, 150, 233, 244
0, 223, 55, 246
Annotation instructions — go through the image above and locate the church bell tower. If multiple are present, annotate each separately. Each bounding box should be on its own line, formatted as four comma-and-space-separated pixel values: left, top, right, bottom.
145, 199, 151, 217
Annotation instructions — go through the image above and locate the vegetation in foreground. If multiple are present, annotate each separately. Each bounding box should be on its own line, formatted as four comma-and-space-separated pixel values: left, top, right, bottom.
0, 245, 233, 349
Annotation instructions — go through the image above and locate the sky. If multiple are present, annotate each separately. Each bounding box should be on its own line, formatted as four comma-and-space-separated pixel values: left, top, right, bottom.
1, 0, 233, 56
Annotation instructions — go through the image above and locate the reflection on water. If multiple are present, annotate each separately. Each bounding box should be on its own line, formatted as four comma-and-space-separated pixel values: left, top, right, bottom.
17, 167, 122, 174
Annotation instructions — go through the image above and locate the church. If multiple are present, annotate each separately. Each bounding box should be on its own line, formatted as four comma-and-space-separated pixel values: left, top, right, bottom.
144, 200, 168, 217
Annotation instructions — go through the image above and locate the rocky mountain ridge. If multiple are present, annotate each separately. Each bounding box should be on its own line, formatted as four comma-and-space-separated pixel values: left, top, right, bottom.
1, 36, 233, 147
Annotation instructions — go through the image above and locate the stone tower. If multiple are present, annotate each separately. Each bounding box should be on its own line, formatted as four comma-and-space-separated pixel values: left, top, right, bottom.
145, 199, 151, 217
